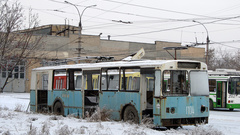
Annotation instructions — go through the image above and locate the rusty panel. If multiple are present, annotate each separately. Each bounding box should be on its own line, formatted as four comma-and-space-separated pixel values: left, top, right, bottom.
30, 89, 36, 112
99, 91, 141, 121
160, 96, 209, 119
48, 90, 83, 117
153, 97, 161, 126
153, 96, 209, 127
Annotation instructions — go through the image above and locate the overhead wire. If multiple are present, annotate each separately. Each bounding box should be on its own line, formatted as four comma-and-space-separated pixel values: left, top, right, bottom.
8, 0, 240, 50
47, 0, 240, 25
9, 0, 240, 28
100, 0, 240, 21
210, 41, 240, 49
47, 0, 219, 23
207, 2, 240, 15
19, 0, 240, 34
109, 15, 240, 37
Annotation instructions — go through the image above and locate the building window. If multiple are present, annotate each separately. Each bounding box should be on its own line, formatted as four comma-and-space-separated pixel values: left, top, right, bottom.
2, 72, 6, 78
14, 73, 19, 78
0, 61, 25, 79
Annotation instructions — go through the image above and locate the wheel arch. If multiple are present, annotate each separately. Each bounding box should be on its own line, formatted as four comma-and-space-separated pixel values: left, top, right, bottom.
52, 98, 65, 114
53, 98, 64, 106
120, 104, 138, 120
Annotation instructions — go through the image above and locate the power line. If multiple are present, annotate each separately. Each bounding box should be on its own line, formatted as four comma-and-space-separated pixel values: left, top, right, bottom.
207, 2, 240, 15
11, 0, 240, 49
46, 0, 240, 25
211, 40, 240, 49
109, 15, 240, 37
100, 0, 232, 19
47, 0, 217, 23
21, 1, 240, 32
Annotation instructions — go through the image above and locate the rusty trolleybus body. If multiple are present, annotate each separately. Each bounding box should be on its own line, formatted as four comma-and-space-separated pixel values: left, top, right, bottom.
30, 60, 209, 128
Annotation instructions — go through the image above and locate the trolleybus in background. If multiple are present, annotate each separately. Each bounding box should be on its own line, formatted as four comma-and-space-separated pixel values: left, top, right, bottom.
30, 60, 209, 128
208, 69, 240, 111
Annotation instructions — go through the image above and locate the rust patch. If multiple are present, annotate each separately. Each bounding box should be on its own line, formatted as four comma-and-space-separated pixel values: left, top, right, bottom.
186, 96, 190, 104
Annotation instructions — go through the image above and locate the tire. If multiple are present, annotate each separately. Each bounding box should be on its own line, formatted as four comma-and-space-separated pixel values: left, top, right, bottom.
123, 106, 139, 124
53, 102, 64, 115
229, 108, 234, 111
209, 100, 214, 110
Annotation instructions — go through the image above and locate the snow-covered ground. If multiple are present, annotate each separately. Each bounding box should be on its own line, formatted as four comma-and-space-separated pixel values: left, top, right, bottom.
0, 93, 239, 135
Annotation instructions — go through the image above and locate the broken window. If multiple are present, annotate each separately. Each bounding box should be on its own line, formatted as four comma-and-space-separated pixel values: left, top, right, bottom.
120, 68, 140, 91
101, 68, 119, 91
163, 70, 188, 96
75, 72, 82, 90
36, 72, 49, 90
83, 70, 100, 91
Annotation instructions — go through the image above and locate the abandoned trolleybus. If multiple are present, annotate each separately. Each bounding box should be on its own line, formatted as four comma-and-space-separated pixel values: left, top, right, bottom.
30, 60, 209, 128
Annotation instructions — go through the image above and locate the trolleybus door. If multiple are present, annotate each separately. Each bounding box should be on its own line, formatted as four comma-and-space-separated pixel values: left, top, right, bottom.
153, 70, 161, 126
216, 81, 227, 108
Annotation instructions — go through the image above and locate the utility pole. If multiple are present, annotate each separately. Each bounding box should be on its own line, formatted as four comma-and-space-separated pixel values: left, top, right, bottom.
193, 20, 210, 66
64, 1, 96, 61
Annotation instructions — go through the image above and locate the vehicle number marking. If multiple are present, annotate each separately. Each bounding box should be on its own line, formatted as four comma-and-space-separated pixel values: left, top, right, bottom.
186, 106, 194, 115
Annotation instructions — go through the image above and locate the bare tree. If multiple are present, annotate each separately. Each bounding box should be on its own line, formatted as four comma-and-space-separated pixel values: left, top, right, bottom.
208, 47, 240, 70
0, 1, 44, 92
207, 48, 215, 70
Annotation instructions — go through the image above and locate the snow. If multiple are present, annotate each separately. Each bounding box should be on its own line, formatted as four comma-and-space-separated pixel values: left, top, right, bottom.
0, 93, 240, 135
33, 59, 202, 71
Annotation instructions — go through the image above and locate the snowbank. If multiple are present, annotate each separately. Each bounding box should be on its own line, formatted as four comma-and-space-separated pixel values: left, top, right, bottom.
1, 93, 239, 135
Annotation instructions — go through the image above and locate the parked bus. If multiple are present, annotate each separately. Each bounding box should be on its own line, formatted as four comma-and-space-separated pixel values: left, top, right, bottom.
208, 69, 240, 110
30, 60, 209, 128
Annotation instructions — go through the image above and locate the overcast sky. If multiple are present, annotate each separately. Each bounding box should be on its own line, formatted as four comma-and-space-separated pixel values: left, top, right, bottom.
8, 0, 240, 51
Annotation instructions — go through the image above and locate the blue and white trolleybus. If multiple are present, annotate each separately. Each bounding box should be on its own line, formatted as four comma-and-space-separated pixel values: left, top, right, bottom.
30, 60, 209, 128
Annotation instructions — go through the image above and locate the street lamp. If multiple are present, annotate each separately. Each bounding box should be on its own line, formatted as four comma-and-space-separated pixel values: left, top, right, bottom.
193, 20, 210, 66
64, 1, 96, 59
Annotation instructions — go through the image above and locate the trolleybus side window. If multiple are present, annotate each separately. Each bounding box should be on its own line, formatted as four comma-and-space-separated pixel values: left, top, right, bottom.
140, 68, 155, 106
101, 68, 119, 91
83, 70, 100, 90
163, 70, 188, 96
229, 77, 240, 94
132, 77, 140, 91
36, 72, 49, 90
140, 68, 155, 92
53, 70, 67, 90
190, 71, 209, 96
128, 76, 132, 90
147, 78, 154, 91
120, 68, 140, 91
209, 79, 216, 92
66, 70, 82, 90
75, 75, 82, 90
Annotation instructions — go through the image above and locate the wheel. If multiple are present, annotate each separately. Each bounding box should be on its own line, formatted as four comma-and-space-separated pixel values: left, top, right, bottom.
209, 100, 214, 110
229, 108, 234, 111
53, 102, 64, 115
123, 106, 139, 124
